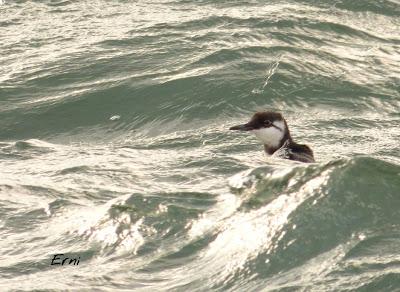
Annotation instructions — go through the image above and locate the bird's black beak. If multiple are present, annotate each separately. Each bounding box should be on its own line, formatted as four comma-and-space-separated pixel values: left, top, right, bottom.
229, 123, 253, 131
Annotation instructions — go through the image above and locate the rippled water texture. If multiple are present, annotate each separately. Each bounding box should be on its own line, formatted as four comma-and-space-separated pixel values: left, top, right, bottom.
1, 0, 400, 291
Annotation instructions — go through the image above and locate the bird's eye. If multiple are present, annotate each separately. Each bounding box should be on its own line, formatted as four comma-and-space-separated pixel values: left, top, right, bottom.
264, 120, 272, 126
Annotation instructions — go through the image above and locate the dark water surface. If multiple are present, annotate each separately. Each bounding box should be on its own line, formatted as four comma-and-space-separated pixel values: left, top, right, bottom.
1, 0, 400, 291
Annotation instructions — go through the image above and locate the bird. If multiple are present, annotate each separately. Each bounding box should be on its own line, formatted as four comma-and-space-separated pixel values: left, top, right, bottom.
229, 111, 315, 163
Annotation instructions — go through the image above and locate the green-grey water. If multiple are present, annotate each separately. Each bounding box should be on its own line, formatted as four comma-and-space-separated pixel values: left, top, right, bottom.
1, 1, 400, 291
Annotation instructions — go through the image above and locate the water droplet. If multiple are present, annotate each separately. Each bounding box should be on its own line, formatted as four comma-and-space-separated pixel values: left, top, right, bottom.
110, 115, 121, 121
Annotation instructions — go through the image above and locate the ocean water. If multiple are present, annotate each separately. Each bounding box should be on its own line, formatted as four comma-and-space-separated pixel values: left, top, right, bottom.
1, 0, 400, 291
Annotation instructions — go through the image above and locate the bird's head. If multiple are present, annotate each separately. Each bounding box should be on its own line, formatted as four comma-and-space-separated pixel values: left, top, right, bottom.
229, 111, 290, 150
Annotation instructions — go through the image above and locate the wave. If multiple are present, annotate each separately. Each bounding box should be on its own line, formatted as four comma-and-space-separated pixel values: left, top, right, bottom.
57, 156, 400, 290
214, 156, 400, 290
1, 0, 399, 142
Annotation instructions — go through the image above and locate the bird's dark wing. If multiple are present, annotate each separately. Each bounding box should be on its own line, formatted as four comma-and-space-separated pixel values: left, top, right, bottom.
289, 143, 315, 163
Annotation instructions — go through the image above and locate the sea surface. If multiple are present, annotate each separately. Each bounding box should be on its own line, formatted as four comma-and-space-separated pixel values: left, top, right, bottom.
1, 0, 400, 291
